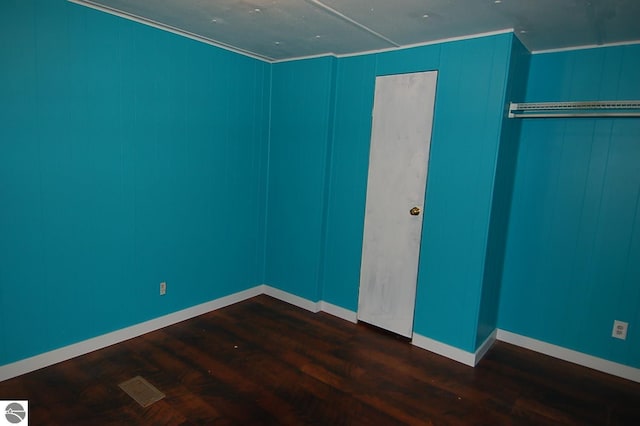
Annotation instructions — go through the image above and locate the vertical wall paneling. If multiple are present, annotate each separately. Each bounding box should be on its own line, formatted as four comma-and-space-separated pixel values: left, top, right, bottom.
7, 2, 636, 375
320, 35, 516, 353
499, 44, 640, 368
0, 0, 42, 362
315, 35, 518, 353
257, 64, 273, 283
412, 35, 514, 352
476, 36, 531, 347
264, 57, 334, 302
320, 55, 377, 310
321, 45, 443, 313
316, 58, 338, 302
0, 0, 269, 366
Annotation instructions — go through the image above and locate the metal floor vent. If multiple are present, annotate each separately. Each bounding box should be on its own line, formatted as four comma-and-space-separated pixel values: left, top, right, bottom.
118, 376, 166, 407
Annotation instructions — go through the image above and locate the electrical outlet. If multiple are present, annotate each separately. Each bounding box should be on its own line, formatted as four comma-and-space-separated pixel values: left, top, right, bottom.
160, 281, 167, 296
612, 320, 628, 340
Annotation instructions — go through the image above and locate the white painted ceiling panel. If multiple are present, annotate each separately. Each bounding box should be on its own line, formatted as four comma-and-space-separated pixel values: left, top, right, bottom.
73, 0, 640, 61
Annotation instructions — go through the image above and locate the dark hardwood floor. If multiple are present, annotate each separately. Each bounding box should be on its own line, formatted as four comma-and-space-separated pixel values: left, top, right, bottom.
1, 295, 639, 425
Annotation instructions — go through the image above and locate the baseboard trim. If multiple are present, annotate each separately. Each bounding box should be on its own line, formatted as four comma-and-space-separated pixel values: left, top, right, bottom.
475, 329, 498, 365
265, 289, 486, 366
319, 301, 358, 323
0, 286, 263, 382
411, 332, 496, 367
261, 285, 321, 313
497, 329, 640, 383
412, 333, 475, 366
4, 286, 638, 384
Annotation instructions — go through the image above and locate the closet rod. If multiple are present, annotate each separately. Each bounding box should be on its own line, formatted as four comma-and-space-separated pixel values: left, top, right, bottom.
508, 100, 640, 118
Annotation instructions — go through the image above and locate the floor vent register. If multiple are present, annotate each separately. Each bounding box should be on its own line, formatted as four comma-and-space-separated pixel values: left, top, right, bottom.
118, 376, 166, 408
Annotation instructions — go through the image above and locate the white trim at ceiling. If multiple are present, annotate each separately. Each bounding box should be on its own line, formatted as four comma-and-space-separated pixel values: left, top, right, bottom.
67, 0, 640, 64
68, 0, 275, 62
272, 29, 515, 63
271, 52, 336, 64
532, 39, 640, 55
337, 28, 515, 58
67, 0, 517, 64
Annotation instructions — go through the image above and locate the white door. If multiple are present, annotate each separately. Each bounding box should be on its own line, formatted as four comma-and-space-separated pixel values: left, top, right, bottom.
357, 71, 437, 338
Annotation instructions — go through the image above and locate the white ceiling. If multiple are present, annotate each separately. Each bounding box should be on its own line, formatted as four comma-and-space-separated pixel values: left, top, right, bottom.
71, 0, 640, 62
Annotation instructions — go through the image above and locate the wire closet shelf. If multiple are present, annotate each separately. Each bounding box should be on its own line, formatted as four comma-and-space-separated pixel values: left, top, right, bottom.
508, 100, 640, 118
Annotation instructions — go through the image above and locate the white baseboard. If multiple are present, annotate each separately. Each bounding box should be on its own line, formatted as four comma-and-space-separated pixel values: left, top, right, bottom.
475, 329, 498, 364
0, 282, 493, 381
260, 286, 358, 323
412, 333, 492, 367
263, 288, 482, 366
319, 301, 358, 323
261, 284, 321, 313
497, 329, 640, 383
4, 284, 638, 384
0, 286, 263, 382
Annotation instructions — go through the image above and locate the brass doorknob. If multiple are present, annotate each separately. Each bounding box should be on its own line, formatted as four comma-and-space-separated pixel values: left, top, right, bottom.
409, 207, 421, 216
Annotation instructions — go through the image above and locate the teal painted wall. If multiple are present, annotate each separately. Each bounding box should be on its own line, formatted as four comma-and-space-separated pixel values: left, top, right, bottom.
7, 0, 635, 375
319, 34, 516, 352
499, 44, 640, 367
0, 0, 269, 365
413, 35, 513, 352
476, 36, 530, 347
264, 57, 335, 301
320, 54, 376, 310
321, 45, 443, 311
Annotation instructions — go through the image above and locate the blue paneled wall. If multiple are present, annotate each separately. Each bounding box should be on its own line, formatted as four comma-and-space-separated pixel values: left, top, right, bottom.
320, 54, 377, 310
499, 44, 640, 368
0, 0, 269, 365
477, 37, 530, 346
412, 35, 514, 352
4, 0, 636, 376
264, 57, 335, 301
321, 35, 519, 352
270, 35, 520, 354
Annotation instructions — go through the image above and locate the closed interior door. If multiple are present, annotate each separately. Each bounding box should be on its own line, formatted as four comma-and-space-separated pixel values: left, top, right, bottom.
357, 71, 437, 338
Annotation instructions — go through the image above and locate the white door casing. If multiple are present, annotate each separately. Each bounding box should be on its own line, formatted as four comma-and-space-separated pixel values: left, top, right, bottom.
357, 71, 438, 338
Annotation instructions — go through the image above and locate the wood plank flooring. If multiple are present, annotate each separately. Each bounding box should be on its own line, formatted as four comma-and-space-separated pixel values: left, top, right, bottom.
1, 295, 639, 425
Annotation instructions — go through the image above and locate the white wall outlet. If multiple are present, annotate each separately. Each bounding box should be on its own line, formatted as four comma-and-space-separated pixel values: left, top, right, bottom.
612, 320, 628, 340
160, 281, 167, 296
